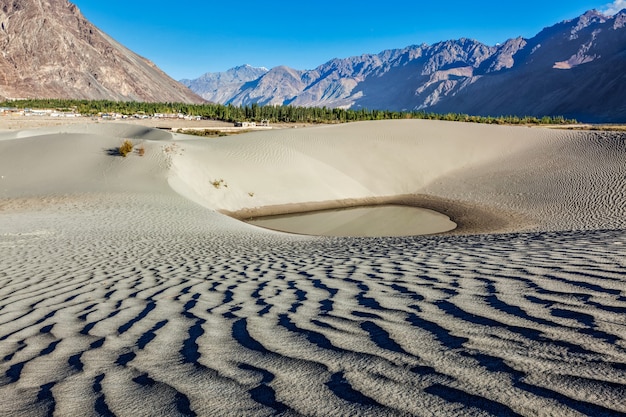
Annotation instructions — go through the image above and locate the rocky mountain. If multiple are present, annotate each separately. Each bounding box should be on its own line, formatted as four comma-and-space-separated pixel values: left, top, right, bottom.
180, 64, 268, 104
0, 0, 204, 103
184, 9, 626, 122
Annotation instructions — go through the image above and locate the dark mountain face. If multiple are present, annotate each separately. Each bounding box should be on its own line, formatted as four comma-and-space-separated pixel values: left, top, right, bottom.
0, 0, 204, 103
427, 10, 626, 122
185, 9, 626, 122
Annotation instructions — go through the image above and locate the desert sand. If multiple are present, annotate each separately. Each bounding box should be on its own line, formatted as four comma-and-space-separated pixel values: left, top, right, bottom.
0, 119, 625, 416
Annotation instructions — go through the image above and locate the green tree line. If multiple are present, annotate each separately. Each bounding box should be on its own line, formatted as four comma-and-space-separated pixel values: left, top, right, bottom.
0, 98, 577, 125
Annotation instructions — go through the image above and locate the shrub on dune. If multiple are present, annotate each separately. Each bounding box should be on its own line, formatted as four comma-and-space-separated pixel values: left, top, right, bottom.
119, 140, 134, 157
211, 179, 227, 189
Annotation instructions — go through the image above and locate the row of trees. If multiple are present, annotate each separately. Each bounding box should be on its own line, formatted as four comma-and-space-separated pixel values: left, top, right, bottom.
0, 98, 578, 125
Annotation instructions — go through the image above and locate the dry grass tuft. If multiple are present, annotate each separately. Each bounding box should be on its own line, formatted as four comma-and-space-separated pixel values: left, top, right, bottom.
119, 140, 134, 157
211, 179, 227, 189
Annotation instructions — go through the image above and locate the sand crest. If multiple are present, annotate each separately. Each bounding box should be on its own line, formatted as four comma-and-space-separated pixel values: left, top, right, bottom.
0, 120, 625, 416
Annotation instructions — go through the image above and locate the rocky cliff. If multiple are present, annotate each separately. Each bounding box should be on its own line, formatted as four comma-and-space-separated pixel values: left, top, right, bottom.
0, 0, 204, 103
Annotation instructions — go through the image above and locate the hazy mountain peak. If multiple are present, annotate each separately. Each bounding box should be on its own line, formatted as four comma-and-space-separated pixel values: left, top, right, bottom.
235, 63, 269, 72
179, 64, 269, 102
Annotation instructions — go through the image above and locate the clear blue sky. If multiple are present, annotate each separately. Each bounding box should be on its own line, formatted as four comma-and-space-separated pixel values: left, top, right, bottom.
72, 0, 623, 80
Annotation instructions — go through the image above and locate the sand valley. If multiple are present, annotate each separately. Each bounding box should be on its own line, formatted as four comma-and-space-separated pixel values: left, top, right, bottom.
0, 119, 625, 416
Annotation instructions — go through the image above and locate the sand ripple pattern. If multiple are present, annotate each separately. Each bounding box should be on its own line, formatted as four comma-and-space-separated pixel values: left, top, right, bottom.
1, 122, 626, 416
1, 195, 625, 416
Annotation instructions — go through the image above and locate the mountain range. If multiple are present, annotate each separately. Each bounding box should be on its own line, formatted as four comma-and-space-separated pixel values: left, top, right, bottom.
1, 1, 624, 122
0, 0, 203, 103
182, 10, 626, 122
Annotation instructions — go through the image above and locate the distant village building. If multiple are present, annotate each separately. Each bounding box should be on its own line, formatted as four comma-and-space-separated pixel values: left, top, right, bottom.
153, 113, 185, 119
24, 109, 52, 116
234, 121, 256, 128
0, 107, 19, 114
51, 112, 81, 118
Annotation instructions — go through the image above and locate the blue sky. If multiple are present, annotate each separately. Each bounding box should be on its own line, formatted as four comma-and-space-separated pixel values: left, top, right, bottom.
72, 0, 624, 80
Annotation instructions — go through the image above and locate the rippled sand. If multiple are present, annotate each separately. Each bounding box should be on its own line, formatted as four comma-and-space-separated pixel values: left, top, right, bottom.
0, 120, 625, 416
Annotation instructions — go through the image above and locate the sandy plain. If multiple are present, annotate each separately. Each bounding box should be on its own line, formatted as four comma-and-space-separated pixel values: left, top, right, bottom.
0, 118, 625, 416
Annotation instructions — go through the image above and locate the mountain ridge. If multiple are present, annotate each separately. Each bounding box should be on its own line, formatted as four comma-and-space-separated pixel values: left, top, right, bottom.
183, 9, 626, 122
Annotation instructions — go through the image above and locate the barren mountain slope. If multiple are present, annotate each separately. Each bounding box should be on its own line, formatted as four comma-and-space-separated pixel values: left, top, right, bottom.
0, 0, 204, 102
180, 64, 268, 103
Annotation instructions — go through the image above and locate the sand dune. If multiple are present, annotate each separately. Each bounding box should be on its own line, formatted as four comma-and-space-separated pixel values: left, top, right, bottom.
1, 120, 625, 416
